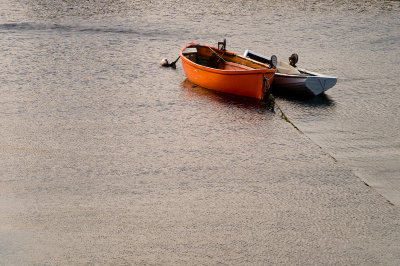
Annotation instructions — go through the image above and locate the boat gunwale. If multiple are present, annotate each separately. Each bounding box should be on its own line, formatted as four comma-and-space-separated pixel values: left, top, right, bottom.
180, 43, 275, 76
275, 73, 309, 78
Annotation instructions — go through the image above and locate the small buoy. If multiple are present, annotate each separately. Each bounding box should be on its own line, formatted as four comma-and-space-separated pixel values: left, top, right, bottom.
160, 56, 180, 69
160, 58, 169, 67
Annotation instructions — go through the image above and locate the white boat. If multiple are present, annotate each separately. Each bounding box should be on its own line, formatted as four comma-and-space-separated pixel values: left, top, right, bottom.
243, 50, 337, 96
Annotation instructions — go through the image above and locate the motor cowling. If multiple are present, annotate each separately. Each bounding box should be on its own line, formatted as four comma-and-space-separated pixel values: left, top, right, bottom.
289, 53, 299, 67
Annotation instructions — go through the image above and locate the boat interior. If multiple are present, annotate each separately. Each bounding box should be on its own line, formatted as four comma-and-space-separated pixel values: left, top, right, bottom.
276, 61, 301, 75
182, 45, 271, 71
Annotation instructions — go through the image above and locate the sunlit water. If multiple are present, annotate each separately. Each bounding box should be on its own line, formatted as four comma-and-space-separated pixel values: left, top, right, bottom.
1, 0, 400, 264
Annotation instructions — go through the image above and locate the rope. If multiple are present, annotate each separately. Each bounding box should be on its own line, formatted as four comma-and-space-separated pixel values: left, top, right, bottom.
263, 75, 272, 91
207, 47, 227, 64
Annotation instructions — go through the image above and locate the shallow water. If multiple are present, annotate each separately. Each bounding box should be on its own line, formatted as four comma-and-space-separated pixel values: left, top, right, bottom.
1, 0, 400, 264
268, 1, 400, 204
2, 0, 397, 204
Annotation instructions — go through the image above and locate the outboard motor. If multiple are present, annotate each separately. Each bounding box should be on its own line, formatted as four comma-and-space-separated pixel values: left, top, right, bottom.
289, 53, 299, 67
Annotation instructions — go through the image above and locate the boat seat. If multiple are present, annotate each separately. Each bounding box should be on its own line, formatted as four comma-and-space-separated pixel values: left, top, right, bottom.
220, 61, 253, 71
276, 61, 301, 75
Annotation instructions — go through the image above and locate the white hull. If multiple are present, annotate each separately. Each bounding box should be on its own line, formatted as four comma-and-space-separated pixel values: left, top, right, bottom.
273, 69, 337, 96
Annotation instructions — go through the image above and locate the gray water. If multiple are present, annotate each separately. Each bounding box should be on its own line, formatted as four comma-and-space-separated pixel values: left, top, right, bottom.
1, 0, 400, 264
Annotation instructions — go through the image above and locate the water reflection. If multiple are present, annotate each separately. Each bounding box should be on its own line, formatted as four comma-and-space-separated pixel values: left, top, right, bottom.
274, 91, 335, 108
22, 0, 128, 19
181, 79, 272, 114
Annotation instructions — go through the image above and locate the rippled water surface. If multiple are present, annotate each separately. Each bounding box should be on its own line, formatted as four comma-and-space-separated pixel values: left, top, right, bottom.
1, 0, 400, 264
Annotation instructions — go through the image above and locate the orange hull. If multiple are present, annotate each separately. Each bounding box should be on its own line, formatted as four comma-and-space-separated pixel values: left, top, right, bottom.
180, 43, 275, 100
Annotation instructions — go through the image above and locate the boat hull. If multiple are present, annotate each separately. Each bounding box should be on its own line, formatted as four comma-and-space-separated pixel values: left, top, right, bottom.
180, 43, 275, 100
272, 71, 337, 96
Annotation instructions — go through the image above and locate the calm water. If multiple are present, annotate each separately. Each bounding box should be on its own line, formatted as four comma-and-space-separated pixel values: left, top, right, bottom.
1, 0, 400, 264
2, 0, 398, 203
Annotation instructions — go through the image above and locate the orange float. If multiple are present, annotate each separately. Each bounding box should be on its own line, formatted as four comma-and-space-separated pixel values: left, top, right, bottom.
180, 42, 276, 100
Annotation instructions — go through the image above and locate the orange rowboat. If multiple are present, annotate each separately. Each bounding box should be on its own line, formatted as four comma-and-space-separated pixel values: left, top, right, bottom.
180, 41, 276, 100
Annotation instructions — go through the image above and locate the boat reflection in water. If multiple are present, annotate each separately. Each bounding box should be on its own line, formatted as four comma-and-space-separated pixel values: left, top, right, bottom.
180, 79, 274, 114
